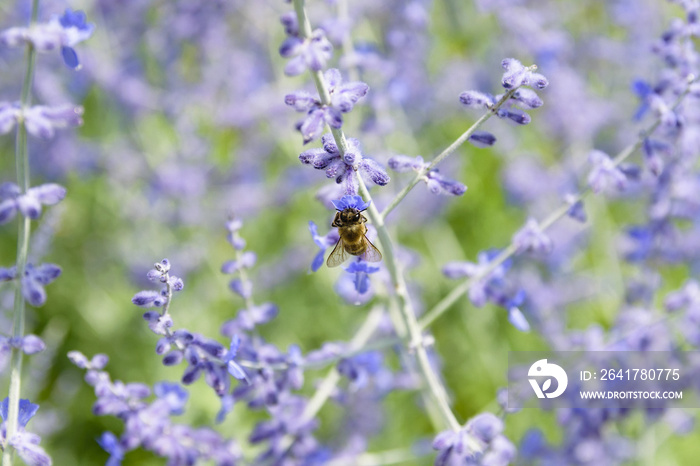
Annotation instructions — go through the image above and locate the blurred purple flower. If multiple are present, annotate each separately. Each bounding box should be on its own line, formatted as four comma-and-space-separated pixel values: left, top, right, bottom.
286, 69, 369, 143
1, 398, 50, 466
512, 219, 552, 254
279, 19, 332, 76
97, 431, 125, 466
0, 335, 45, 371
388, 155, 467, 196
588, 150, 627, 193
223, 335, 247, 381
501, 58, 549, 90
0, 263, 62, 307
0, 9, 94, 70
0, 182, 66, 224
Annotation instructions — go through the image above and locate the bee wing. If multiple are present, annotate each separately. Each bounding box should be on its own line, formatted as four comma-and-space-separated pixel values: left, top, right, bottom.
361, 236, 383, 263
326, 238, 350, 268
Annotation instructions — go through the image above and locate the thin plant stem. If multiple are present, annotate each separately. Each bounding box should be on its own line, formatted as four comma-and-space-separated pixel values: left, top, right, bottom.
379, 87, 519, 221
417, 75, 697, 331
3, 2, 40, 465
277, 306, 384, 454
292, 0, 462, 434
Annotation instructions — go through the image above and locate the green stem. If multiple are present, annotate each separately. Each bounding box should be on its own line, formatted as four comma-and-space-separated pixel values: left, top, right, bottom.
3, 2, 39, 465
417, 76, 696, 331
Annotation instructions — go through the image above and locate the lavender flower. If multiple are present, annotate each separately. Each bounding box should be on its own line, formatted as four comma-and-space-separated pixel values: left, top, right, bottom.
388, 155, 467, 196
432, 414, 515, 466
68, 353, 241, 464
0, 104, 83, 139
0, 263, 62, 307
443, 251, 530, 331
0, 335, 45, 371
279, 17, 332, 76
565, 194, 587, 222
299, 133, 390, 194
0, 9, 94, 69
587, 150, 627, 193
0, 183, 67, 224
286, 69, 369, 143
0, 398, 51, 466
308, 221, 339, 272
512, 219, 553, 254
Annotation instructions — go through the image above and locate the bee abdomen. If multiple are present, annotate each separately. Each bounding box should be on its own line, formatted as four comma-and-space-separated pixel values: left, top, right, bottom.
344, 241, 366, 255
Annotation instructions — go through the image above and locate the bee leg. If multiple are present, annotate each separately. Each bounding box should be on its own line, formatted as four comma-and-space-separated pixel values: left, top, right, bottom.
331, 212, 341, 227
360, 214, 368, 223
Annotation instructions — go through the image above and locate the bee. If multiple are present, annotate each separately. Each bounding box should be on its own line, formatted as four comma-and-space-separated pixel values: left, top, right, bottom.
326, 205, 382, 268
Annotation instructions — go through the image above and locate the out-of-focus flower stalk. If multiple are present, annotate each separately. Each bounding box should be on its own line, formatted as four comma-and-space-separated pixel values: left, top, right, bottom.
4, 2, 40, 465
292, 0, 462, 435
418, 74, 698, 331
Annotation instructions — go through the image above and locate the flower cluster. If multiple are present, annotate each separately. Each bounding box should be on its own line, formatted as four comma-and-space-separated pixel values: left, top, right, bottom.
67, 352, 241, 465
433, 414, 515, 466
0, 104, 84, 139
459, 59, 548, 126
0, 183, 66, 224
299, 133, 390, 195
0, 335, 45, 372
0, 398, 51, 466
278, 12, 332, 76
0, 8, 94, 69
443, 251, 530, 332
285, 68, 369, 143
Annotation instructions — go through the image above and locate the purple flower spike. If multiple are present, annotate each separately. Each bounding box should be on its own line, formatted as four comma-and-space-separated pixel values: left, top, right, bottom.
587, 150, 627, 193
285, 69, 369, 143
154, 382, 189, 415
299, 133, 389, 190
331, 195, 370, 211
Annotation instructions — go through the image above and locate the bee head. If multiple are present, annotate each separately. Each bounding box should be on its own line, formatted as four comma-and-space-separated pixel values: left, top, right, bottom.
340, 207, 361, 223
